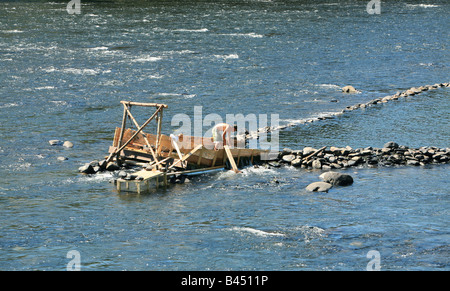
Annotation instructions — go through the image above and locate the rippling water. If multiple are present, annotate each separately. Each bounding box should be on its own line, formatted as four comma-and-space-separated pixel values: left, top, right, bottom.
0, 0, 449, 270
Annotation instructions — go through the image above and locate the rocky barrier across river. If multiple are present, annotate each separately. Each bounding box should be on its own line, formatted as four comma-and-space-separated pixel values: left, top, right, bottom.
245, 82, 449, 139
267, 141, 450, 172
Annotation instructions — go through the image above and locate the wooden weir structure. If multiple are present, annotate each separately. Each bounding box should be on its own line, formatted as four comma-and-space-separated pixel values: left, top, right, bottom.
106, 101, 272, 193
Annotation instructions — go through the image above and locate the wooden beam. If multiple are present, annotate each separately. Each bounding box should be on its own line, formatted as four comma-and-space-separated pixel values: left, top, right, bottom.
120, 101, 168, 108
303, 146, 327, 162
169, 144, 203, 170
224, 145, 241, 173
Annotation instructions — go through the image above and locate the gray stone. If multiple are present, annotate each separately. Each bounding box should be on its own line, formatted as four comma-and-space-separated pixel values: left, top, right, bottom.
281, 148, 293, 156
319, 171, 354, 186
63, 141, 74, 148
106, 162, 120, 171
303, 147, 317, 156
306, 181, 333, 193
312, 160, 322, 169
282, 154, 296, 163
268, 161, 281, 168
291, 158, 302, 167
49, 140, 63, 146
384, 141, 399, 149
406, 159, 419, 166
342, 85, 358, 93
78, 163, 95, 174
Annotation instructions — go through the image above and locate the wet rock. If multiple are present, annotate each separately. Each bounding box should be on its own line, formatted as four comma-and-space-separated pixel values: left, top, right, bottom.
281, 148, 293, 156
342, 85, 358, 93
106, 162, 120, 171
406, 159, 420, 166
49, 140, 63, 146
384, 141, 399, 149
306, 181, 333, 193
319, 171, 354, 186
291, 158, 302, 167
63, 141, 74, 148
268, 161, 281, 168
117, 170, 128, 179
78, 163, 96, 174
282, 154, 296, 163
302, 147, 316, 156
312, 159, 322, 169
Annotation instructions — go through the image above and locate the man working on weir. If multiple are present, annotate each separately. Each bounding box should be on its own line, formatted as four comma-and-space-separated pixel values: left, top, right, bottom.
212, 123, 237, 151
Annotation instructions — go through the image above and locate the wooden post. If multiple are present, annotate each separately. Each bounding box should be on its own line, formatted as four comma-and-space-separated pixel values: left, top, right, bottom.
212, 150, 218, 167
117, 180, 122, 192
224, 145, 241, 173
156, 109, 163, 154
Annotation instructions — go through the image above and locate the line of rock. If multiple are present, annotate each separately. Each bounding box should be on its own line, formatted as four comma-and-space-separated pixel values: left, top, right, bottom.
268, 141, 450, 170
244, 82, 449, 139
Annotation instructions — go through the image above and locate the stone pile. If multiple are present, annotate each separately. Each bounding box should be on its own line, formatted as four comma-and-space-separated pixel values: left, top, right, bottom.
273, 142, 450, 170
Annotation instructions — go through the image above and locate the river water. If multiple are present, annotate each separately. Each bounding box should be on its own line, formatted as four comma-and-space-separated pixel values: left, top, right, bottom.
0, 0, 449, 270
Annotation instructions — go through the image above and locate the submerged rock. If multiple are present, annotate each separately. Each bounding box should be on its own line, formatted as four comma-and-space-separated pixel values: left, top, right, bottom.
78, 163, 95, 174
319, 171, 354, 186
49, 140, 63, 146
63, 141, 74, 148
342, 85, 358, 93
306, 181, 333, 193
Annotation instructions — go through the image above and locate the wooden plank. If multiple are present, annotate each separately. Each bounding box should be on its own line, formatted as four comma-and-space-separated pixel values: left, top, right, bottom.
120, 101, 168, 108
224, 145, 241, 173
169, 144, 203, 169
197, 147, 204, 166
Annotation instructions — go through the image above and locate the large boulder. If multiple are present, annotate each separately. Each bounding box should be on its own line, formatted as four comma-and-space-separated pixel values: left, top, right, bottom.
306, 182, 333, 193
78, 163, 96, 174
342, 85, 358, 93
319, 171, 354, 186
384, 141, 399, 149
282, 154, 296, 163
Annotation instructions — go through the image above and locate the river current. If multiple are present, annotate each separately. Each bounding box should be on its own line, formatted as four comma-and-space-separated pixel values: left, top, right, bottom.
0, 0, 448, 270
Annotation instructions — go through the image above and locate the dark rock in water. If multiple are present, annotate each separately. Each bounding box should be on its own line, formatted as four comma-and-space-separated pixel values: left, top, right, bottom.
49, 140, 63, 146
306, 181, 333, 192
291, 158, 302, 167
384, 141, 399, 149
281, 148, 293, 156
320, 171, 354, 186
117, 170, 128, 179
106, 162, 120, 171
78, 163, 96, 174
268, 161, 281, 168
98, 159, 107, 170
406, 159, 420, 166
